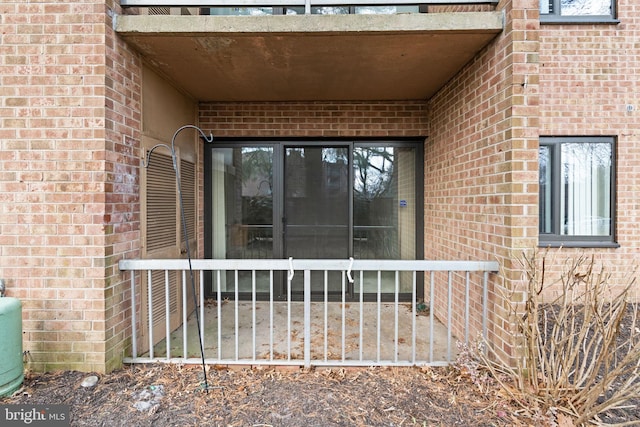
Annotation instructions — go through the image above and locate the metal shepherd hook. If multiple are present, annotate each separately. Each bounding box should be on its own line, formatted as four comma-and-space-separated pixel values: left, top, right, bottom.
143, 125, 214, 392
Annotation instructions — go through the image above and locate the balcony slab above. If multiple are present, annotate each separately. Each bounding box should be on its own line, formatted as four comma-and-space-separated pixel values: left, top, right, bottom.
115, 12, 504, 101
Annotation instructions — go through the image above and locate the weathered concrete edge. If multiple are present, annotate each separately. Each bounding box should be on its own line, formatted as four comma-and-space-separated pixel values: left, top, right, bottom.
114, 11, 504, 36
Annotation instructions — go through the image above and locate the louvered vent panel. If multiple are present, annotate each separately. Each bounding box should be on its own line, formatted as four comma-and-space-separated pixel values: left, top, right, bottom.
146, 152, 177, 252
151, 270, 178, 326
181, 159, 196, 242
149, 7, 170, 15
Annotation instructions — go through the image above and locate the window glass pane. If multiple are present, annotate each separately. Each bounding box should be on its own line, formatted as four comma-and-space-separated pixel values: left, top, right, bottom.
354, 146, 416, 294
539, 146, 552, 234
284, 147, 349, 259
311, 6, 350, 14
355, 6, 420, 14
211, 147, 274, 292
353, 147, 416, 260
207, 7, 273, 15
560, 143, 611, 236
560, 0, 611, 16
354, 147, 397, 260
539, 0, 551, 14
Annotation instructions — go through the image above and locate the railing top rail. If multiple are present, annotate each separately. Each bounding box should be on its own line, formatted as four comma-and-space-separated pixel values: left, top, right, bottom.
120, 0, 499, 7
119, 258, 499, 272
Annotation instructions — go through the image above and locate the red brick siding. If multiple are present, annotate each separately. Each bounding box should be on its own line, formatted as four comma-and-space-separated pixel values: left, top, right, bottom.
0, 0, 142, 372
103, 1, 142, 372
199, 101, 429, 138
539, 0, 640, 298
426, 0, 540, 359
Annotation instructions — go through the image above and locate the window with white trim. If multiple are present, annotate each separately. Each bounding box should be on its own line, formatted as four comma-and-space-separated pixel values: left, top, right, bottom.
540, 0, 617, 23
539, 137, 617, 247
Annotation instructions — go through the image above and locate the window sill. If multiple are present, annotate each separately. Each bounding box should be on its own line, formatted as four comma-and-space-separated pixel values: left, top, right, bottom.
538, 240, 620, 249
540, 16, 620, 25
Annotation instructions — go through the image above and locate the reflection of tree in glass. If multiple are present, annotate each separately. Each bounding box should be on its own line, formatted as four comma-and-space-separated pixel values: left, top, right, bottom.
241, 148, 273, 194
560, 0, 610, 15
240, 148, 273, 225
313, 6, 349, 14
354, 148, 395, 199
539, 146, 549, 185
562, 143, 611, 183
322, 148, 348, 165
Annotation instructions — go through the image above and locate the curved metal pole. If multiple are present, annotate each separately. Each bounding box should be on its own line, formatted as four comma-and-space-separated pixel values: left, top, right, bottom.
143, 124, 214, 392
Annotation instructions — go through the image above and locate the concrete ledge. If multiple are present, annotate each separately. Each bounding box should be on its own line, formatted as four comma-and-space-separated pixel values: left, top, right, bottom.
115, 11, 504, 35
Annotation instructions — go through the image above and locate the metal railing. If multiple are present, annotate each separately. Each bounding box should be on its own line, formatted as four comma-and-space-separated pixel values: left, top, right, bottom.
119, 258, 499, 367
120, 0, 499, 10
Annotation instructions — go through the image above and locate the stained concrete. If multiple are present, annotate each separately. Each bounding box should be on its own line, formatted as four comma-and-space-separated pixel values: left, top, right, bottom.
151, 301, 456, 365
114, 12, 503, 101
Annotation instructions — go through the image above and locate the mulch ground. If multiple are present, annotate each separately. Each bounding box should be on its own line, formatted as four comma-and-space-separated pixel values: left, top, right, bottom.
2, 364, 528, 427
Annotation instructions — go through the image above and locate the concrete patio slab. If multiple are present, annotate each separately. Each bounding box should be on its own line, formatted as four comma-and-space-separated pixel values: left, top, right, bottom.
151, 301, 456, 365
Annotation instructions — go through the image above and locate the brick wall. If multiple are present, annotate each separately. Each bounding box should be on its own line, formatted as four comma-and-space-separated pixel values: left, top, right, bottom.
199, 101, 429, 138
0, 0, 141, 372
426, 0, 540, 359
539, 0, 640, 299
103, 0, 142, 372
4, 0, 637, 373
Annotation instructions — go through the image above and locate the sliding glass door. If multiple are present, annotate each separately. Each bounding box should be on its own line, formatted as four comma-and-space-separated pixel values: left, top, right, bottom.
284, 146, 350, 297
204, 140, 422, 300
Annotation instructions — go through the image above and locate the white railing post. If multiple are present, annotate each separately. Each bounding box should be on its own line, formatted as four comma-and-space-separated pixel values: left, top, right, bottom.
130, 271, 137, 358
482, 270, 489, 341
376, 270, 381, 363
324, 270, 328, 362
148, 270, 153, 359
464, 271, 470, 344
182, 270, 187, 359
234, 269, 239, 360
394, 270, 399, 363
429, 271, 434, 363
341, 271, 346, 362
446, 271, 452, 362
269, 270, 274, 361
252, 269, 257, 361
216, 270, 222, 360
411, 271, 417, 364
303, 269, 311, 368
199, 270, 204, 355
165, 270, 171, 360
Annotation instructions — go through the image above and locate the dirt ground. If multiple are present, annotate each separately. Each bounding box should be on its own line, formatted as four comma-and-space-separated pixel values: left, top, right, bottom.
2, 363, 528, 427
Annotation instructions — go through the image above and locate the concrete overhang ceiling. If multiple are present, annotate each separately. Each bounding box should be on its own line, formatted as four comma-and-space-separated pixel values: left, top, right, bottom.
114, 12, 504, 102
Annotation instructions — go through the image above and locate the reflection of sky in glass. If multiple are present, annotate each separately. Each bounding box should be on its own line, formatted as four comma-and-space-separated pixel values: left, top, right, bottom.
540, 0, 550, 13
540, 0, 611, 15
285, 5, 419, 15
560, 0, 610, 15
561, 143, 611, 236
208, 7, 272, 15
322, 148, 348, 164
562, 143, 610, 182
354, 147, 394, 198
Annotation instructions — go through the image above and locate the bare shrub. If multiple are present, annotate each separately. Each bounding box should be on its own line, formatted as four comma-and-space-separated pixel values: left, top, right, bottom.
476, 252, 640, 426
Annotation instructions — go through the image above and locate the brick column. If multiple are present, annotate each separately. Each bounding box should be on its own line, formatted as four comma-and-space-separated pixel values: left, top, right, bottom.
0, 0, 142, 372
426, 0, 540, 360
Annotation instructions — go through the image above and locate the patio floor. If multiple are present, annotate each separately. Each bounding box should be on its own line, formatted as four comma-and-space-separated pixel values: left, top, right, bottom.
150, 301, 456, 365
